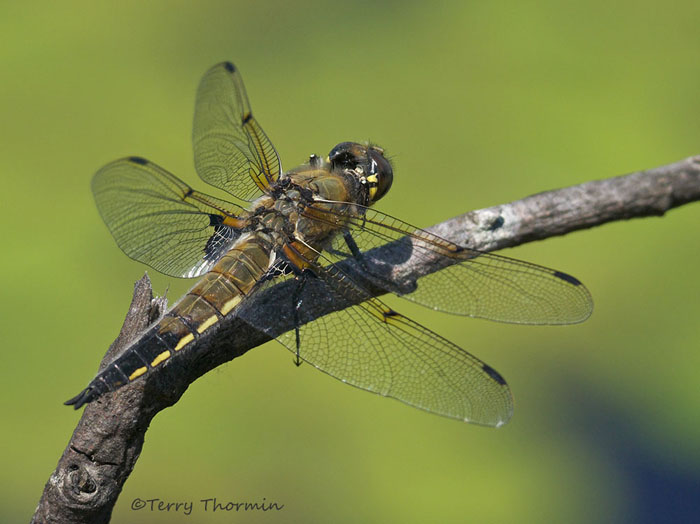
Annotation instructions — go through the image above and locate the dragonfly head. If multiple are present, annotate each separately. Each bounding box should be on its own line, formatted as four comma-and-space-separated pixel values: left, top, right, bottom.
328, 142, 393, 204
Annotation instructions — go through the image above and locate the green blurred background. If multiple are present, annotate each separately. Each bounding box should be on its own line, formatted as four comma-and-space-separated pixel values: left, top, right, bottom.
3, 1, 700, 522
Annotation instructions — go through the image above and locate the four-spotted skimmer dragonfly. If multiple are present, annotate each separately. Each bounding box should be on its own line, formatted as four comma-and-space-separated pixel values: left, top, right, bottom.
65, 61, 592, 426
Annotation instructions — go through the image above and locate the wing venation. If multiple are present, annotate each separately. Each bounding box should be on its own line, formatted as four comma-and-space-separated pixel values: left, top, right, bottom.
192, 62, 281, 201
92, 157, 247, 278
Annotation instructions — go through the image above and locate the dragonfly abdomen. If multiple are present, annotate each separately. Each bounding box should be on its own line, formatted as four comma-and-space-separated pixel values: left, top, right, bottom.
158, 238, 273, 349
65, 236, 274, 409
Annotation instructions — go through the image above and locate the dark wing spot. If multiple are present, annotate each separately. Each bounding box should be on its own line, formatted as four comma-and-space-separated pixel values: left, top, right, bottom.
224, 61, 235, 73
128, 156, 148, 165
482, 364, 507, 386
242, 112, 253, 124
553, 271, 582, 286
383, 309, 399, 319
208, 214, 224, 226
183, 188, 194, 198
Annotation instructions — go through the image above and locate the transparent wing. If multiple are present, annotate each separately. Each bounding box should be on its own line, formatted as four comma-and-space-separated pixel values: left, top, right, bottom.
309, 202, 593, 324
193, 61, 281, 201
236, 255, 513, 426
92, 156, 248, 278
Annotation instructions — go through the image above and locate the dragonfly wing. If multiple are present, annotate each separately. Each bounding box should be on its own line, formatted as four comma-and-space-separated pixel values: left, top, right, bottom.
193, 61, 281, 201
235, 252, 513, 426
312, 203, 593, 324
93, 156, 248, 278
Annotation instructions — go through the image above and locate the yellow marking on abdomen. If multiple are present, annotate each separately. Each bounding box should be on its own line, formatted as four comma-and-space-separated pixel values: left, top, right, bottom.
129, 366, 148, 380
151, 350, 171, 367
174, 333, 195, 351
220, 295, 242, 315
197, 314, 219, 333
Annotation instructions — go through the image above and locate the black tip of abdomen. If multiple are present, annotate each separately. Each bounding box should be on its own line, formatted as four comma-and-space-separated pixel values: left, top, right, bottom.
64, 387, 98, 410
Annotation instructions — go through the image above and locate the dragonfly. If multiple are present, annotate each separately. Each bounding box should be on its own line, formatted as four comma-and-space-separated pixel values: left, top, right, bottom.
65, 61, 592, 427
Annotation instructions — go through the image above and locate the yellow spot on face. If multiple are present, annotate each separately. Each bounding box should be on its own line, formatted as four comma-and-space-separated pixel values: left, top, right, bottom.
174, 333, 195, 351
220, 295, 242, 315
129, 366, 147, 380
197, 315, 219, 333
151, 350, 171, 367
367, 174, 378, 200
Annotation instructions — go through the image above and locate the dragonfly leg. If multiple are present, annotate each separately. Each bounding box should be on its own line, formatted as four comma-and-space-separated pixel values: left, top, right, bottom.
291, 270, 312, 367
343, 231, 365, 262
342, 230, 416, 295
325, 231, 364, 261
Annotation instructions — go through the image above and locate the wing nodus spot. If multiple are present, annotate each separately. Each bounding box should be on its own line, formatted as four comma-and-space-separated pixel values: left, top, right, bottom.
242, 112, 253, 124
382, 308, 399, 322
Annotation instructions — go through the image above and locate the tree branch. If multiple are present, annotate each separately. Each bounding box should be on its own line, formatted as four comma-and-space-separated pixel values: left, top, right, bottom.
33, 155, 700, 523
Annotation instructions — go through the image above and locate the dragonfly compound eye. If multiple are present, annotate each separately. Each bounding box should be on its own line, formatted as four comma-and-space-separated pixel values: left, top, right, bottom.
328, 142, 366, 170
366, 147, 393, 202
